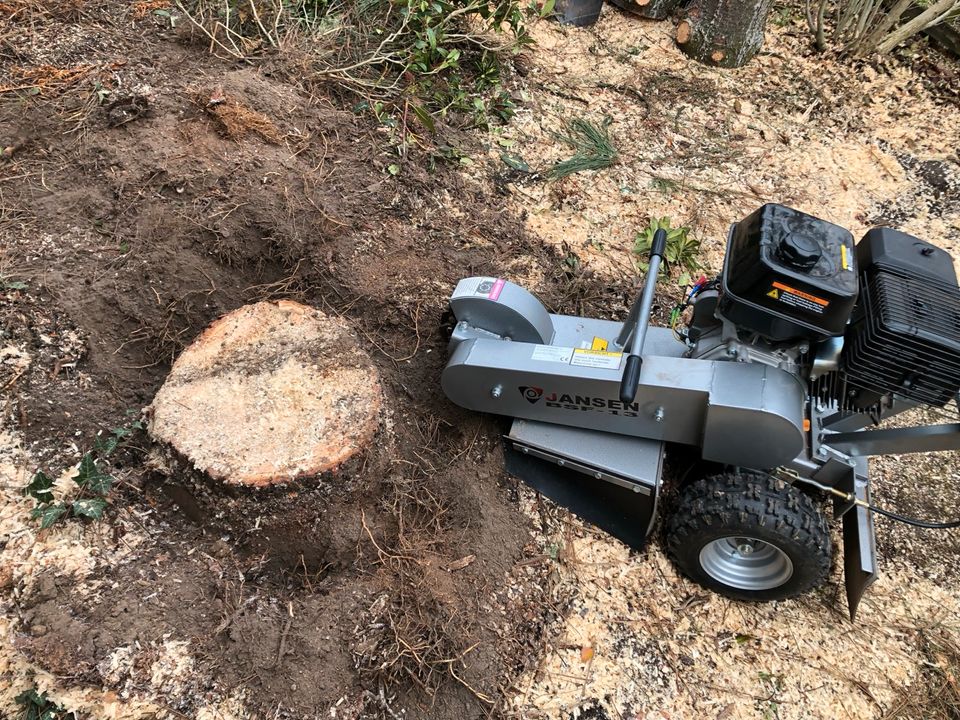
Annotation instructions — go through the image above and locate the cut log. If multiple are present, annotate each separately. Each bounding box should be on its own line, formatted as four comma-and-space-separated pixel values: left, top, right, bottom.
148, 301, 382, 487
607, 0, 681, 21
676, 0, 775, 68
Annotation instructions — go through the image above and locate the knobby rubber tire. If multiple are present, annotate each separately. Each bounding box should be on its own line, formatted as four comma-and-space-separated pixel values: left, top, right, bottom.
664, 471, 832, 601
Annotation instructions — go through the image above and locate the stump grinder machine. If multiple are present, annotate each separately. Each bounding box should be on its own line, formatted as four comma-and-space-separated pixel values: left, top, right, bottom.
441, 203, 960, 617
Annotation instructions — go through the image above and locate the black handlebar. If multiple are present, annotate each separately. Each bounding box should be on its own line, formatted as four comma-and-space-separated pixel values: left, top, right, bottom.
650, 228, 668, 259
619, 354, 643, 404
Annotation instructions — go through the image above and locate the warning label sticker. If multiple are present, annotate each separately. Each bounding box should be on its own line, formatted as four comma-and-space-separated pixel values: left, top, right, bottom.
532, 345, 573, 363
770, 282, 829, 315
570, 348, 623, 370
453, 277, 505, 301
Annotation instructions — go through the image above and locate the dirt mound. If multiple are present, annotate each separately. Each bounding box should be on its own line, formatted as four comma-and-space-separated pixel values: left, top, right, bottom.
149, 300, 382, 486
0, 5, 557, 718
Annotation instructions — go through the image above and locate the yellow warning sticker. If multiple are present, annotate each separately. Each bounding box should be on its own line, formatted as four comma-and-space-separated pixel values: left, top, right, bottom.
841, 245, 849, 271
570, 348, 623, 370
591, 336, 609, 351
766, 288, 779, 299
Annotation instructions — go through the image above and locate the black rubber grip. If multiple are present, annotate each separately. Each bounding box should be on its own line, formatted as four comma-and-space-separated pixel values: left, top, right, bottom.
650, 228, 668, 260
619, 354, 643, 405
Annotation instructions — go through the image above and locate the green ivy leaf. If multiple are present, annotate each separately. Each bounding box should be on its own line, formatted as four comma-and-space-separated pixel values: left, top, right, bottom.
72, 497, 107, 520
94, 433, 119, 456
32, 503, 68, 529
75, 453, 113, 495
25, 470, 55, 504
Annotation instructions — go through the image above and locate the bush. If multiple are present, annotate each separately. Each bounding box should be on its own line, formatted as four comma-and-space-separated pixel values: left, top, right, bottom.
176, 0, 541, 127
807, 0, 960, 54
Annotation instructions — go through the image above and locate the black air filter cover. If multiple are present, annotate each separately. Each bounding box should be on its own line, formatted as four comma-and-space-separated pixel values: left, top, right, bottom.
843, 229, 960, 407
719, 204, 859, 341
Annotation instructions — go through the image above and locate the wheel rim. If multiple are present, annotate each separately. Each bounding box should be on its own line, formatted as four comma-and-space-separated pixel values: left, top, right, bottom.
698, 536, 794, 591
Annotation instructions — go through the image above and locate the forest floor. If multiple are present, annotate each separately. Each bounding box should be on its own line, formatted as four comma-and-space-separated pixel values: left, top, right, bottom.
1, 2, 959, 719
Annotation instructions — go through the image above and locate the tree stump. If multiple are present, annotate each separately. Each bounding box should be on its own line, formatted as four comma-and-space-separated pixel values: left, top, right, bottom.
607, 0, 680, 21
148, 300, 382, 487
676, 0, 774, 68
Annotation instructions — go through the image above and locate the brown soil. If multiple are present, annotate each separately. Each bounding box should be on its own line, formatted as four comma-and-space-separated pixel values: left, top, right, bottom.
0, 3, 565, 718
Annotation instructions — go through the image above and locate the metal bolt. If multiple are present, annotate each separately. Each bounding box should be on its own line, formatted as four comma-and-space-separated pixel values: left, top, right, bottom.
490, 384, 502, 399
594, 472, 602, 479
557, 459, 565, 467
737, 542, 755, 555
654, 406, 665, 423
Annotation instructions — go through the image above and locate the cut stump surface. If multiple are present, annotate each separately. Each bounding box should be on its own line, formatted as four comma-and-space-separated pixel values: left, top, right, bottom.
149, 301, 381, 486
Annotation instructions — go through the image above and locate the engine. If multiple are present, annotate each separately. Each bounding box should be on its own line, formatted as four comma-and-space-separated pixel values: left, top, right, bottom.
685, 203, 960, 412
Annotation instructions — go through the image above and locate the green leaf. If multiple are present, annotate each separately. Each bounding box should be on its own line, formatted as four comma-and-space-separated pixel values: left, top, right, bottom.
411, 104, 436, 133
15, 688, 47, 707
32, 503, 68, 529
94, 434, 119, 457
500, 153, 530, 172
2, 279, 28, 290
25, 470, 55, 504
72, 497, 107, 520
540, 0, 556, 16
75, 453, 113, 495
387, 164, 400, 176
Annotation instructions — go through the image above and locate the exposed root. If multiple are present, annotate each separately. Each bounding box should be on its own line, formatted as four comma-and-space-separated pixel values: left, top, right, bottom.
196, 87, 283, 143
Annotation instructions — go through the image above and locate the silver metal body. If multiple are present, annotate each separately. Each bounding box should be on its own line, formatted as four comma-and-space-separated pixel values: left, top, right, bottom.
446, 308, 807, 470
443, 275, 960, 616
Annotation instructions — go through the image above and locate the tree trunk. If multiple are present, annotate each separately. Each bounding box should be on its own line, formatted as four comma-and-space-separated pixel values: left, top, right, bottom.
676, 0, 775, 68
607, 0, 681, 21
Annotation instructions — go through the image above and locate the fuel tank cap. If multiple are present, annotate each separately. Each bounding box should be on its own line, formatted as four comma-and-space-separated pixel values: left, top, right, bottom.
776, 231, 823, 271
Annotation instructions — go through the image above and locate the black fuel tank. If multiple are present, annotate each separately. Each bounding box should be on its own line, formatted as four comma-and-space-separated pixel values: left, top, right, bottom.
718, 204, 859, 342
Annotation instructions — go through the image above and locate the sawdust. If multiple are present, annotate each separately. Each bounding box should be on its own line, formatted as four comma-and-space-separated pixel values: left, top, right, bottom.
0, 415, 280, 719
487, 9, 960, 283
498, 9, 960, 720
509, 485, 960, 718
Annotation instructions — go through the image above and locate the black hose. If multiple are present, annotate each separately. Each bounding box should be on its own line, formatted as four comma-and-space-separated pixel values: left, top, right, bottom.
864, 503, 960, 530
787, 473, 960, 529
